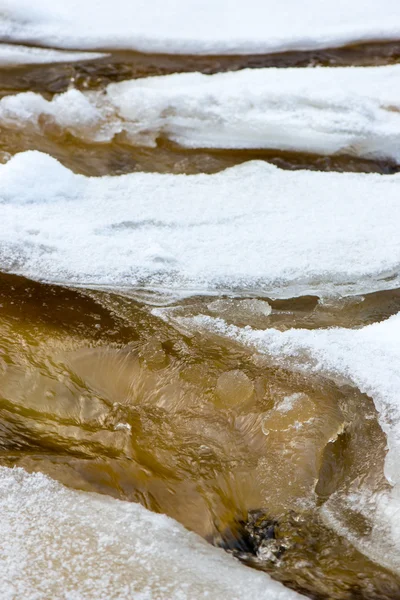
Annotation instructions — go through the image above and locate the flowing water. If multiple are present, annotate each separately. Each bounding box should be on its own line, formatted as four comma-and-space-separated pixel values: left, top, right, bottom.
1, 42, 400, 599
2, 132, 398, 176
1, 272, 400, 599
1, 41, 400, 96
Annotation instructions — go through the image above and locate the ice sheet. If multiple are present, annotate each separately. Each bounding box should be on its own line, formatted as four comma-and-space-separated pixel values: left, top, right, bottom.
0, 466, 302, 599
0, 43, 106, 66
1, 151, 400, 297
1, 0, 400, 55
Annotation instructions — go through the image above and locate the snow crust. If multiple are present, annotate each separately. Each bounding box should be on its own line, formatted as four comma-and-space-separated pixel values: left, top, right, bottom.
3, 65, 400, 163
1, 0, 400, 55
1, 151, 400, 297
0, 43, 106, 66
0, 466, 302, 599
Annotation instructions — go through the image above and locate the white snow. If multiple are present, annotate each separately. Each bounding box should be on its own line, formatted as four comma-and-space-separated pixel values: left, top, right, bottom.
3, 65, 400, 163
1, 151, 400, 297
0, 43, 106, 66
0, 466, 302, 600
1, 0, 400, 55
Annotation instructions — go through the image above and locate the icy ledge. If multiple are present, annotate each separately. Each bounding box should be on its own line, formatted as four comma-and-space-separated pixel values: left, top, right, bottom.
173, 312, 400, 574
1, 0, 400, 55
3, 65, 400, 163
1, 151, 400, 297
0, 43, 106, 66
0, 467, 302, 599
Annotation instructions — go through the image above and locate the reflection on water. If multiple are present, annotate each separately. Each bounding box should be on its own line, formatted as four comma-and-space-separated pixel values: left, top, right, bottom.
0, 273, 399, 598
1, 41, 400, 95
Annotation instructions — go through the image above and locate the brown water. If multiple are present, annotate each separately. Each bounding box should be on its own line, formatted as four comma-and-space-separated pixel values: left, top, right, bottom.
1, 131, 398, 176
1, 40, 400, 95
2, 40, 400, 600
0, 273, 399, 599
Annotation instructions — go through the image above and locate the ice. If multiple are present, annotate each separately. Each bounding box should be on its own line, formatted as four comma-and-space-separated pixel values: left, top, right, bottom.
1, 0, 400, 55
3, 65, 400, 163
1, 151, 400, 297
0, 43, 106, 66
0, 466, 302, 599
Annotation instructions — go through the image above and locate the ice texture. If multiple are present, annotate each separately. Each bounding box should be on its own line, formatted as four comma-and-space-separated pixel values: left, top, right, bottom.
1, 151, 400, 297
0, 43, 106, 66
1, 0, 400, 55
0, 466, 303, 599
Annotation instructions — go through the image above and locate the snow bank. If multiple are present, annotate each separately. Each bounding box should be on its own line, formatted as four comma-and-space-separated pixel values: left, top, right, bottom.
0, 466, 302, 599
1, 151, 400, 297
1, 0, 400, 55
3, 65, 400, 163
0, 43, 106, 66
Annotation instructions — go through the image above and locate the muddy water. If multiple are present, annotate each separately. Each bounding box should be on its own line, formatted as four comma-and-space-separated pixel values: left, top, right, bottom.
1, 131, 398, 176
0, 273, 399, 599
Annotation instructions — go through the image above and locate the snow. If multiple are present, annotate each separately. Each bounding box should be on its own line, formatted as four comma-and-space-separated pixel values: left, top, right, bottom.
0, 43, 106, 66
1, 151, 400, 297
1, 0, 400, 55
0, 466, 302, 599
3, 65, 400, 163
106, 66, 400, 162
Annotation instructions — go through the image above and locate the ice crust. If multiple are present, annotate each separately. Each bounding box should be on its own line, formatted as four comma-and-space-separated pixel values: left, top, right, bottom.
1, 0, 400, 55
0, 466, 302, 599
3, 65, 400, 162
1, 151, 400, 297
0, 43, 106, 66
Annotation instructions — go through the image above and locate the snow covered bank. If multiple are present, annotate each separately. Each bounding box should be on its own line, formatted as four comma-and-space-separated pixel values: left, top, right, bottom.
1, 151, 400, 297
0, 43, 106, 66
1, 0, 400, 55
0, 467, 301, 599
2, 65, 400, 163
